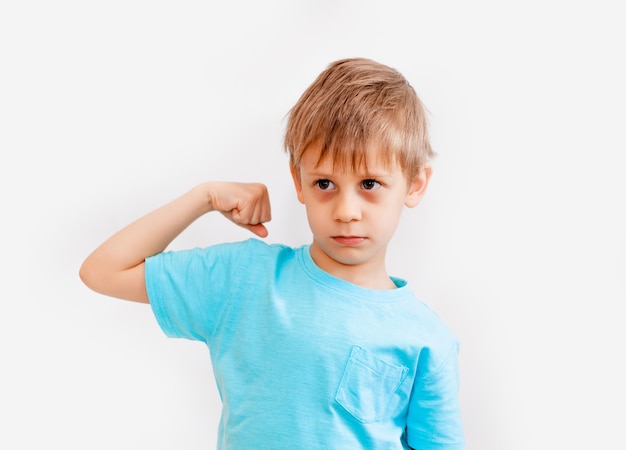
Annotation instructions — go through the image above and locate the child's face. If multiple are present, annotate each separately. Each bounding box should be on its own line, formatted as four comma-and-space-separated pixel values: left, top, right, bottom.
290, 145, 431, 287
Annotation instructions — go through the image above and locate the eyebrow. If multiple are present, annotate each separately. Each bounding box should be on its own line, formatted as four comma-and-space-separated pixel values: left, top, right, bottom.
305, 170, 393, 178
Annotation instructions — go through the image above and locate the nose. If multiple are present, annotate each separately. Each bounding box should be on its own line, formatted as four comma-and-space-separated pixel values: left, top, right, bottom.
332, 189, 362, 223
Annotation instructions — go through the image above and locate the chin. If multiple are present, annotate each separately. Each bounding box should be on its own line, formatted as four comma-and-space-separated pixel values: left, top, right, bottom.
327, 249, 377, 267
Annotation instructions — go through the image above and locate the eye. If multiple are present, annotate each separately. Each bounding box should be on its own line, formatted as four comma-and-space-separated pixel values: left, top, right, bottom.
315, 179, 335, 190
361, 179, 381, 191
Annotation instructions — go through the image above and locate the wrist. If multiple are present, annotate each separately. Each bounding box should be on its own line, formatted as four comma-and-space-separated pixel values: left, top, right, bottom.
188, 182, 217, 215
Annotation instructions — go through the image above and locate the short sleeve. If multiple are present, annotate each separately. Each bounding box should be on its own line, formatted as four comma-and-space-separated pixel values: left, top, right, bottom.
145, 240, 250, 343
406, 341, 465, 450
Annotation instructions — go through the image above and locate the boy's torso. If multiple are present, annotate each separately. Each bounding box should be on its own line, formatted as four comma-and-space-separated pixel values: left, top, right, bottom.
146, 239, 458, 449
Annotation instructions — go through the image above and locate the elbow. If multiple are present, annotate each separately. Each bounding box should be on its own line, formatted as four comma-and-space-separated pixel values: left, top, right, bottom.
78, 259, 95, 291
78, 258, 149, 303
79, 256, 105, 294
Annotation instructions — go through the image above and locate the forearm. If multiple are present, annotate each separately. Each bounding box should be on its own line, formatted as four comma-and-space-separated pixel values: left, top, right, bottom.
97, 185, 212, 267
80, 181, 271, 303
80, 184, 213, 302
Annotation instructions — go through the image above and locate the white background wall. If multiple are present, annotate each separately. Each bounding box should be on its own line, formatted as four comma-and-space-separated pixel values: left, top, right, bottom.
2, 1, 625, 448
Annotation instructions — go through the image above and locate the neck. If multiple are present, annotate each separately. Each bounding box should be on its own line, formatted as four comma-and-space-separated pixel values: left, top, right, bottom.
309, 244, 396, 290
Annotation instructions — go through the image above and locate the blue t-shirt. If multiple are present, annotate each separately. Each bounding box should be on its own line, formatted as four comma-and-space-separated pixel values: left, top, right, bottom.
145, 239, 465, 449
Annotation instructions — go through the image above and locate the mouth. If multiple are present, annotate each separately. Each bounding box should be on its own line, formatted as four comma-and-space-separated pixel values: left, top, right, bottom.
332, 236, 366, 246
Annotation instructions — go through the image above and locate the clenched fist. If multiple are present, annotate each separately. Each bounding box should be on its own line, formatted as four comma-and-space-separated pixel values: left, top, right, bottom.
205, 182, 272, 237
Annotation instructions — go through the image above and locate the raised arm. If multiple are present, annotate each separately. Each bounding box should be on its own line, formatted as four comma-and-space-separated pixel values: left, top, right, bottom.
79, 182, 271, 303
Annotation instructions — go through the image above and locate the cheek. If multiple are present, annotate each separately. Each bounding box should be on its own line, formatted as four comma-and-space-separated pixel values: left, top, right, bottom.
375, 202, 405, 229
303, 200, 325, 221
305, 208, 327, 234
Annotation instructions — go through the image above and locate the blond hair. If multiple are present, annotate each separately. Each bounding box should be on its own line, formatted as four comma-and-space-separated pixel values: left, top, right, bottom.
284, 58, 433, 179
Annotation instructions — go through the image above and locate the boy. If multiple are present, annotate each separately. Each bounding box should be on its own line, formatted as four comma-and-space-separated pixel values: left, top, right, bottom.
80, 58, 465, 449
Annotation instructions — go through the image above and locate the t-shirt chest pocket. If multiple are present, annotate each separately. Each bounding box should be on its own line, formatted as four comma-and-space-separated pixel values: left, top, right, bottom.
335, 346, 409, 423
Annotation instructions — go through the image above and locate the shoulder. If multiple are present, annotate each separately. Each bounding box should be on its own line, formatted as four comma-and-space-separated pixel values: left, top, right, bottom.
236, 237, 294, 254
405, 299, 460, 375
232, 238, 299, 264
146, 238, 307, 284
396, 293, 459, 373
412, 300, 457, 341
191, 238, 302, 276
150, 238, 296, 263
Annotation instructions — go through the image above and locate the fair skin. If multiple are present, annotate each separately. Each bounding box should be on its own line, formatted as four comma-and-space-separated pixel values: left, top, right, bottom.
291, 146, 431, 289
79, 146, 430, 302
79, 182, 272, 303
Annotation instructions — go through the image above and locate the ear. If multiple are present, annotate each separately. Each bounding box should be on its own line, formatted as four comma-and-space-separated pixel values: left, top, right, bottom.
405, 166, 432, 208
290, 164, 305, 204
